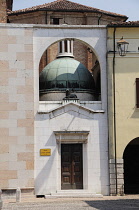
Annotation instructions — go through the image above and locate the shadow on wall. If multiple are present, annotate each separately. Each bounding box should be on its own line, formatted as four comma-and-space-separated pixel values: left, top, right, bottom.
44, 133, 56, 147
35, 148, 56, 195
98, 116, 109, 195
131, 108, 139, 118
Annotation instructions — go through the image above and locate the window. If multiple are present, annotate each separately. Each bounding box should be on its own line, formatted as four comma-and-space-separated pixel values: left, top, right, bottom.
64, 40, 67, 52
59, 41, 62, 53
136, 78, 139, 108
53, 18, 60, 25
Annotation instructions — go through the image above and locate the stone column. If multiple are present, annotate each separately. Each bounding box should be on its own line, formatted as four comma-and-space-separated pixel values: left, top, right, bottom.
109, 159, 124, 195
71, 40, 73, 54
16, 188, 21, 202
67, 40, 70, 54
62, 41, 65, 54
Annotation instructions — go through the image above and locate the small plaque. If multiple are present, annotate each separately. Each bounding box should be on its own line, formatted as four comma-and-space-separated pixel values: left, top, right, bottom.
40, 149, 51, 156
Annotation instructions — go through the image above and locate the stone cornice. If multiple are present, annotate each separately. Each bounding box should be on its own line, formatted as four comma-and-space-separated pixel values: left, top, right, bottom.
38, 102, 104, 119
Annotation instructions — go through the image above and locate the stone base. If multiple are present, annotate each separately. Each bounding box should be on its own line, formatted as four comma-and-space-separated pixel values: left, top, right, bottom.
45, 190, 103, 198
109, 159, 124, 195
1, 188, 35, 200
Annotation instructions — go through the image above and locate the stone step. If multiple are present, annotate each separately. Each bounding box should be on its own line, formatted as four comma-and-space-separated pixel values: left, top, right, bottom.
45, 190, 103, 198
57, 190, 91, 193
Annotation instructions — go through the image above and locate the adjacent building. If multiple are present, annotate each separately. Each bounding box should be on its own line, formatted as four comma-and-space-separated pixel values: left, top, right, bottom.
107, 21, 139, 195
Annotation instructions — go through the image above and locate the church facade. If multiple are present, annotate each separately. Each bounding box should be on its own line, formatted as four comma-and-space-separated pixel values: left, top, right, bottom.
0, 23, 109, 196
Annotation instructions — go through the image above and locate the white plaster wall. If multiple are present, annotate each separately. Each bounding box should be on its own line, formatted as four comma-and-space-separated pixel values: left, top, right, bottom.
35, 108, 109, 195
33, 25, 108, 195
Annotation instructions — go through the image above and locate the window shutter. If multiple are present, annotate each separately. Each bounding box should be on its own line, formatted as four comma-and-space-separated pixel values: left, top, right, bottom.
136, 78, 139, 108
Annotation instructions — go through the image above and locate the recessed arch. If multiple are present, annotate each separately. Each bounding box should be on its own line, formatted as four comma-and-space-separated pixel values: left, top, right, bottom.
39, 38, 100, 72
39, 37, 100, 64
39, 38, 101, 101
123, 137, 139, 194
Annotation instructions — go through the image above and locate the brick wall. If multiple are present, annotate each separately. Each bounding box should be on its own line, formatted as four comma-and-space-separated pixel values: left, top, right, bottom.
9, 10, 125, 74
9, 11, 47, 24
6, 0, 13, 10
9, 11, 125, 25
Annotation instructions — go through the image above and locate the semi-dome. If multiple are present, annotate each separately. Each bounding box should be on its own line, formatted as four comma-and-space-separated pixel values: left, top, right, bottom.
39, 57, 95, 92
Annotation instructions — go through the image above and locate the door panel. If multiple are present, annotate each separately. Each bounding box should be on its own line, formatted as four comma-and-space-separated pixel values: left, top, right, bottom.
61, 144, 83, 189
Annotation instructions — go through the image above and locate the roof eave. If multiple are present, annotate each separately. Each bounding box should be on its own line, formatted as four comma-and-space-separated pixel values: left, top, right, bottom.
107, 24, 139, 27
8, 8, 128, 20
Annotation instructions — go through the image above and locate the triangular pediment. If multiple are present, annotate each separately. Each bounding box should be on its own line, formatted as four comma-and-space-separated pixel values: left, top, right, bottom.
38, 102, 104, 119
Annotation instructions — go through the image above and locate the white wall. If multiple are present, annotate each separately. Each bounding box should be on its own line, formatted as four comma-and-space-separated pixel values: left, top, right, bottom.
33, 25, 109, 195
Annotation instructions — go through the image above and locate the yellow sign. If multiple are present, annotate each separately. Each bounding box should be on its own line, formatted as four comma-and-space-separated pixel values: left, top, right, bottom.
40, 149, 51, 156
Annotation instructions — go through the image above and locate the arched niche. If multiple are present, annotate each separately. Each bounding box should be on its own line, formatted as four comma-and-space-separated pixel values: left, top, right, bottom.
39, 38, 101, 101
123, 137, 139, 194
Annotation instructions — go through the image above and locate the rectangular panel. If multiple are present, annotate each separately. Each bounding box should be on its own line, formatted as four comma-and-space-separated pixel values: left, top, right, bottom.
40, 149, 51, 156
63, 164, 70, 172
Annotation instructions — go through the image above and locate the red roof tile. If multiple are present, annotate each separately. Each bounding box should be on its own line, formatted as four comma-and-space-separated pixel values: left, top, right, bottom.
8, 0, 128, 20
108, 21, 139, 27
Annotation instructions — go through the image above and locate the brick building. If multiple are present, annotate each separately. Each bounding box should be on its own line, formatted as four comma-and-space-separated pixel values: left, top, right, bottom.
6, 0, 128, 101
7, 0, 127, 73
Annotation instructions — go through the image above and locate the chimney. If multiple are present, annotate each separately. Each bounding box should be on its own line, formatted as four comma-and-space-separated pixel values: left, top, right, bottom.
6, 0, 13, 10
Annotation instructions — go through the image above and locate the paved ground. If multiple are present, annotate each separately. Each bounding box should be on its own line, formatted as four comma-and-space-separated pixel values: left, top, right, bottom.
2, 195, 139, 210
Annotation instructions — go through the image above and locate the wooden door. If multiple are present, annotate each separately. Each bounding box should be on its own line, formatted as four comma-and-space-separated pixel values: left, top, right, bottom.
61, 144, 83, 189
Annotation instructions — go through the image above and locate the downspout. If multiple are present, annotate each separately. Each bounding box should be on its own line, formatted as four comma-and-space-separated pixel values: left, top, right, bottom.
98, 14, 102, 25
113, 27, 118, 195
45, 12, 48, 65
45, 11, 47, 24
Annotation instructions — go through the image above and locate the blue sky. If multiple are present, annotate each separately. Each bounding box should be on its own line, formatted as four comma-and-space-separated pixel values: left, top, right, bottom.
13, 0, 138, 21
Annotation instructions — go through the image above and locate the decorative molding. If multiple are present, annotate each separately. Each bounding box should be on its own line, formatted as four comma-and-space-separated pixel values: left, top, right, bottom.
54, 131, 89, 144
38, 102, 105, 119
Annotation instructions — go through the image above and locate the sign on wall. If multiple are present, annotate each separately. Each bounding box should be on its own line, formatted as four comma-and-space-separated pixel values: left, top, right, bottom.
40, 149, 51, 156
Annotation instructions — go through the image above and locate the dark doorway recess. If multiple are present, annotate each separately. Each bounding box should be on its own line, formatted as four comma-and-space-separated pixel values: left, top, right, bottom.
123, 138, 139, 194
61, 144, 83, 190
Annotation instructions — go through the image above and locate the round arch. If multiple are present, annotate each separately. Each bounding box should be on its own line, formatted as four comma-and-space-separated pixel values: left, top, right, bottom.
39, 37, 100, 65
39, 37, 99, 72
123, 137, 139, 194
33, 27, 106, 104
38, 38, 100, 72
39, 38, 101, 101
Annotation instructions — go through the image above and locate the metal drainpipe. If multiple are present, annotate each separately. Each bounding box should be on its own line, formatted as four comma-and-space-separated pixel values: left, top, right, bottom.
98, 14, 102, 25
45, 12, 47, 24
113, 27, 118, 195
